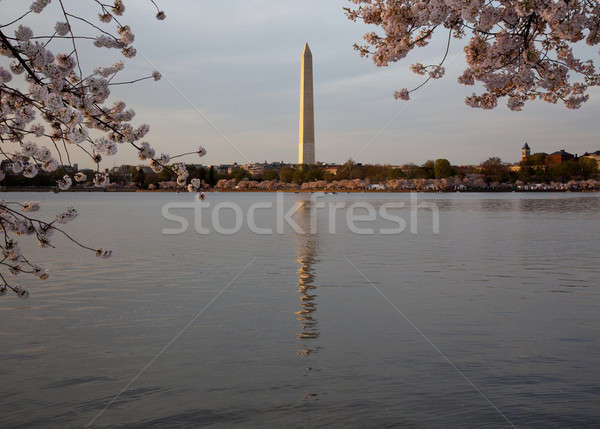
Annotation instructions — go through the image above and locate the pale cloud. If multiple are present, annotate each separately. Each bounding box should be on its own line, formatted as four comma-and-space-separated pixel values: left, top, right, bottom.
1, 0, 599, 169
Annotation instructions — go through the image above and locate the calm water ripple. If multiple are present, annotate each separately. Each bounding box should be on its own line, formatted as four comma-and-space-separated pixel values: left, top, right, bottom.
1, 192, 599, 428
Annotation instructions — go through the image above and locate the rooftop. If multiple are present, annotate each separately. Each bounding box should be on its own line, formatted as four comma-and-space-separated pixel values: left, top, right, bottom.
550, 149, 574, 156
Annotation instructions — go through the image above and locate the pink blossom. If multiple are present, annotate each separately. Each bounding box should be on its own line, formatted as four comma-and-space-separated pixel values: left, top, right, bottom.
347, 0, 600, 110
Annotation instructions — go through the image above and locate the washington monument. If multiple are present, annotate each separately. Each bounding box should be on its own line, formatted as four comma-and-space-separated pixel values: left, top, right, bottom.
298, 43, 315, 165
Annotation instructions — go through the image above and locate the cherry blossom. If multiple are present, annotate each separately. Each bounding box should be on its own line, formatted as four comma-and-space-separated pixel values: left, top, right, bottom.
346, 0, 600, 110
1, 0, 206, 298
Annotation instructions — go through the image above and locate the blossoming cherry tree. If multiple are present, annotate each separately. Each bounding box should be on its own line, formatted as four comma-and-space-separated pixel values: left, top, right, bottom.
0, 0, 207, 298
346, 0, 600, 110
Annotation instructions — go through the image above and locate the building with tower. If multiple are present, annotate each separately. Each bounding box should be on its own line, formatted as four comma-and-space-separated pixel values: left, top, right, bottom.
521, 142, 531, 161
521, 142, 577, 165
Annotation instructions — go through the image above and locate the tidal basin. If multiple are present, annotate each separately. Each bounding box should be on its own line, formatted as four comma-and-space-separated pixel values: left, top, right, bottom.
1, 192, 600, 428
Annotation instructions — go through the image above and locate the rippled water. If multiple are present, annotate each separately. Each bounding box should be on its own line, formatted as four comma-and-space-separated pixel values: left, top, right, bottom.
1, 192, 600, 428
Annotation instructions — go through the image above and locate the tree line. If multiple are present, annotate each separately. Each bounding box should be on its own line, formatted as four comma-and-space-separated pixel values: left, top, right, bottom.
223, 158, 598, 185
2, 157, 597, 189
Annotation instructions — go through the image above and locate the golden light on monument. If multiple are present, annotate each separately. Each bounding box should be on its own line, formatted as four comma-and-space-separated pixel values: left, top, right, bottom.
298, 43, 315, 165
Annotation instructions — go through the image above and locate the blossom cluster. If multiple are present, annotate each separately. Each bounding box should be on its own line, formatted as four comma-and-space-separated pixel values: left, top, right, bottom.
346, 0, 600, 110
216, 176, 600, 192
0, 201, 80, 298
0, 1, 199, 297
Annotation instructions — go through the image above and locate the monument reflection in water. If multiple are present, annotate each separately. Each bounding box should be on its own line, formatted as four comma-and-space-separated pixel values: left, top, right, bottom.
295, 199, 320, 358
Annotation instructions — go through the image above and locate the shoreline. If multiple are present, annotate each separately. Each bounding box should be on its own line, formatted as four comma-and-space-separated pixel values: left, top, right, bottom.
1, 187, 600, 194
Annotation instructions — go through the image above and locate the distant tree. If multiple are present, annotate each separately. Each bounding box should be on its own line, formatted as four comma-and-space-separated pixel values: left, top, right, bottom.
302, 165, 323, 182
518, 164, 536, 183
261, 170, 279, 181
481, 157, 509, 184
336, 160, 356, 180
292, 168, 305, 184
229, 168, 251, 181
134, 168, 146, 189
421, 160, 435, 179
454, 165, 476, 179
207, 166, 218, 187
561, 160, 580, 181
1, 166, 67, 187
434, 159, 453, 179
366, 171, 386, 183
279, 167, 295, 183
387, 168, 405, 180
579, 158, 598, 180
404, 163, 428, 179
187, 165, 207, 182
322, 171, 336, 182
157, 167, 175, 182
108, 171, 123, 185
144, 172, 160, 188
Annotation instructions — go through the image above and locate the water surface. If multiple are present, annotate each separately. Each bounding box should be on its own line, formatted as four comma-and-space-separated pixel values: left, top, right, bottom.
1, 192, 599, 428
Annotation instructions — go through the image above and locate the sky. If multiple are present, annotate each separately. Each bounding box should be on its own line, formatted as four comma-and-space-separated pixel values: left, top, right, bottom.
2, 0, 600, 169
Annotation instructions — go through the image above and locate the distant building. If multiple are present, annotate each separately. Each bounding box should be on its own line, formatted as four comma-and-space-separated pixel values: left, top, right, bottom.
547, 149, 576, 164
136, 165, 154, 174
521, 143, 576, 165
320, 163, 341, 175
109, 165, 136, 183
241, 162, 285, 177
215, 163, 239, 175
582, 150, 600, 165
521, 142, 531, 161
242, 163, 265, 177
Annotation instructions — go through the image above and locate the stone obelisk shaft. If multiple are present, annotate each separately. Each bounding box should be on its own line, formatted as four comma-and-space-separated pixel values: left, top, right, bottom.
298, 43, 315, 165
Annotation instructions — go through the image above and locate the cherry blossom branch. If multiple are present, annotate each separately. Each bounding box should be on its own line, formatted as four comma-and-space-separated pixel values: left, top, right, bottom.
0, 11, 32, 29
0, 30, 42, 84
57, 0, 83, 79
1, 204, 101, 253
109, 75, 154, 85
346, 0, 600, 110
0, 0, 204, 299
395, 28, 453, 100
